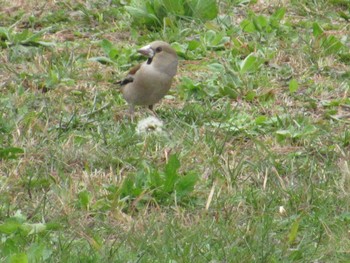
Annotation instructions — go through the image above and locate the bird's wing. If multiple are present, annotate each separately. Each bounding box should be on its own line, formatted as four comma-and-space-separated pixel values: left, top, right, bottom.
116, 64, 142, 86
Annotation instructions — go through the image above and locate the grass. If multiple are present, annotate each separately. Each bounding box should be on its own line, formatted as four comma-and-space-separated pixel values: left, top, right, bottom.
1, 0, 350, 262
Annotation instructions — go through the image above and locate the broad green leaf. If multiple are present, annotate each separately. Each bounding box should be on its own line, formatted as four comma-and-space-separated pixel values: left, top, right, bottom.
100, 38, 119, 60
88, 56, 117, 65
301, 125, 317, 136
321, 35, 344, 55
175, 173, 198, 198
0, 147, 24, 160
163, 16, 174, 27
27, 243, 52, 262
276, 129, 292, 141
240, 19, 256, 33
109, 49, 119, 59
78, 190, 91, 209
101, 39, 114, 55
289, 79, 298, 93
277, 130, 292, 137
188, 40, 201, 51
13, 29, 30, 43
240, 54, 262, 74
121, 177, 134, 197
171, 42, 187, 57
164, 155, 180, 192
188, 0, 218, 20
339, 212, 350, 222
148, 170, 163, 188
208, 63, 225, 72
272, 7, 286, 21
245, 90, 256, 101
0, 221, 21, 234
288, 218, 300, 244
22, 30, 45, 43
338, 11, 350, 21
121, 175, 144, 198
36, 41, 56, 47
23, 223, 47, 235
270, 7, 286, 28
0, 27, 10, 40
253, 15, 268, 32
162, 0, 185, 15
10, 253, 28, 263
255, 116, 268, 125
219, 85, 239, 99
124, 6, 160, 26
313, 22, 323, 37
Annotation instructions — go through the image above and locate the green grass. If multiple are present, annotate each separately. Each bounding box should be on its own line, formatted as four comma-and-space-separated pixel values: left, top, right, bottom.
1, 0, 350, 262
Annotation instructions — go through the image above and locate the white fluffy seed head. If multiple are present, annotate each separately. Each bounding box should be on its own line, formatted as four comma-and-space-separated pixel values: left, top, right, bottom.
136, 116, 164, 134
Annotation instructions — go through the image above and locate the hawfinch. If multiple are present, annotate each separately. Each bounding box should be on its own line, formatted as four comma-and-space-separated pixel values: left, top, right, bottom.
117, 41, 178, 117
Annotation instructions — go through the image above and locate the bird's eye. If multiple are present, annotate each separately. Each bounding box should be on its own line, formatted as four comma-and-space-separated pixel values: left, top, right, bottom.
155, 47, 162, 53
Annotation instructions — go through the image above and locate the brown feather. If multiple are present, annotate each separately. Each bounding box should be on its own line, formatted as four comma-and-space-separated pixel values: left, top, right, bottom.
116, 64, 142, 86
128, 64, 141, 75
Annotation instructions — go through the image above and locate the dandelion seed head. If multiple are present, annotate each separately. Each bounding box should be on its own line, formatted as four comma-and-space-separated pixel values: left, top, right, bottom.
136, 116, 164, 134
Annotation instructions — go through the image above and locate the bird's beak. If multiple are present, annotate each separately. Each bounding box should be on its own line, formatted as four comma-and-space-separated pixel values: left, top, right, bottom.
138, 44, 154, 58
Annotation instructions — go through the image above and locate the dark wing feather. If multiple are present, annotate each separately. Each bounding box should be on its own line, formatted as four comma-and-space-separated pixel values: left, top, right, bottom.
116, 75, 134, 86
116, 64, 142, 86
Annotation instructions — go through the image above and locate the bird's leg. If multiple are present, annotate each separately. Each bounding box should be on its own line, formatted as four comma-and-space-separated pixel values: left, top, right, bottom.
148, 105, 158, 117
129, 105, 135, 122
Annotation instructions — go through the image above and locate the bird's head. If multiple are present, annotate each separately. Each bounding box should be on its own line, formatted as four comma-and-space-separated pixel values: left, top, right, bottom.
138, 41, 178, 76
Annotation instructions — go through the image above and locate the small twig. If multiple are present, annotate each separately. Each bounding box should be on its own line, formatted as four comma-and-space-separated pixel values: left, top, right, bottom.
205, 182, 216, 211
81, 103, 111, 118
340, 104, 350, 110
329, 115, 350, 123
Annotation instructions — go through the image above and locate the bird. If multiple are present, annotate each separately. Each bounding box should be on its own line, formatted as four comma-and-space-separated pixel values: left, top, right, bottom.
117, 40, 178, 119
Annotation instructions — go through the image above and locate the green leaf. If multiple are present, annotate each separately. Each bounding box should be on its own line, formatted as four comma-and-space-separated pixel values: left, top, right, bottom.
288, 218, 300, 244
27, 243, 52, 262
77, 190, 91, 209
88, 56, 117, 65
276, 129, 292, 141
148, 170, 163, 188
0, 221, 21, 234
35, 41, 56, 47
175, 173, 198, 198
0, 27, 10, 40
13, 29, 30, 43
100, 39, 120, 59
162, 0, 185, 15
124, 6, 160, 26
339, 212, 350, 222
338, 11, 350, 21
270, 7, 286, 28
101, 39, 114, 55
120, 177, 134, 197
272, 7, 286, 21
23, 223, 47, 235
208, 63, 225, 72
255, 116, 268, 125
321, 35, 344, 55
313, 22, 323, 37
187, 40, 201, 51
163, 155, 180, 192
240, 54, 262, 74
289, 79, 299, 93
0, 147, 24, 160
10, 253, 28, 263
245, 90, 256, 101
253, 15, 268, 32
240, 19, 256, 33
188, 0, 218, 20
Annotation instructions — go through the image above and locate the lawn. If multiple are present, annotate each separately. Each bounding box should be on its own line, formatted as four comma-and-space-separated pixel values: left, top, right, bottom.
1, 0, 350, 262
